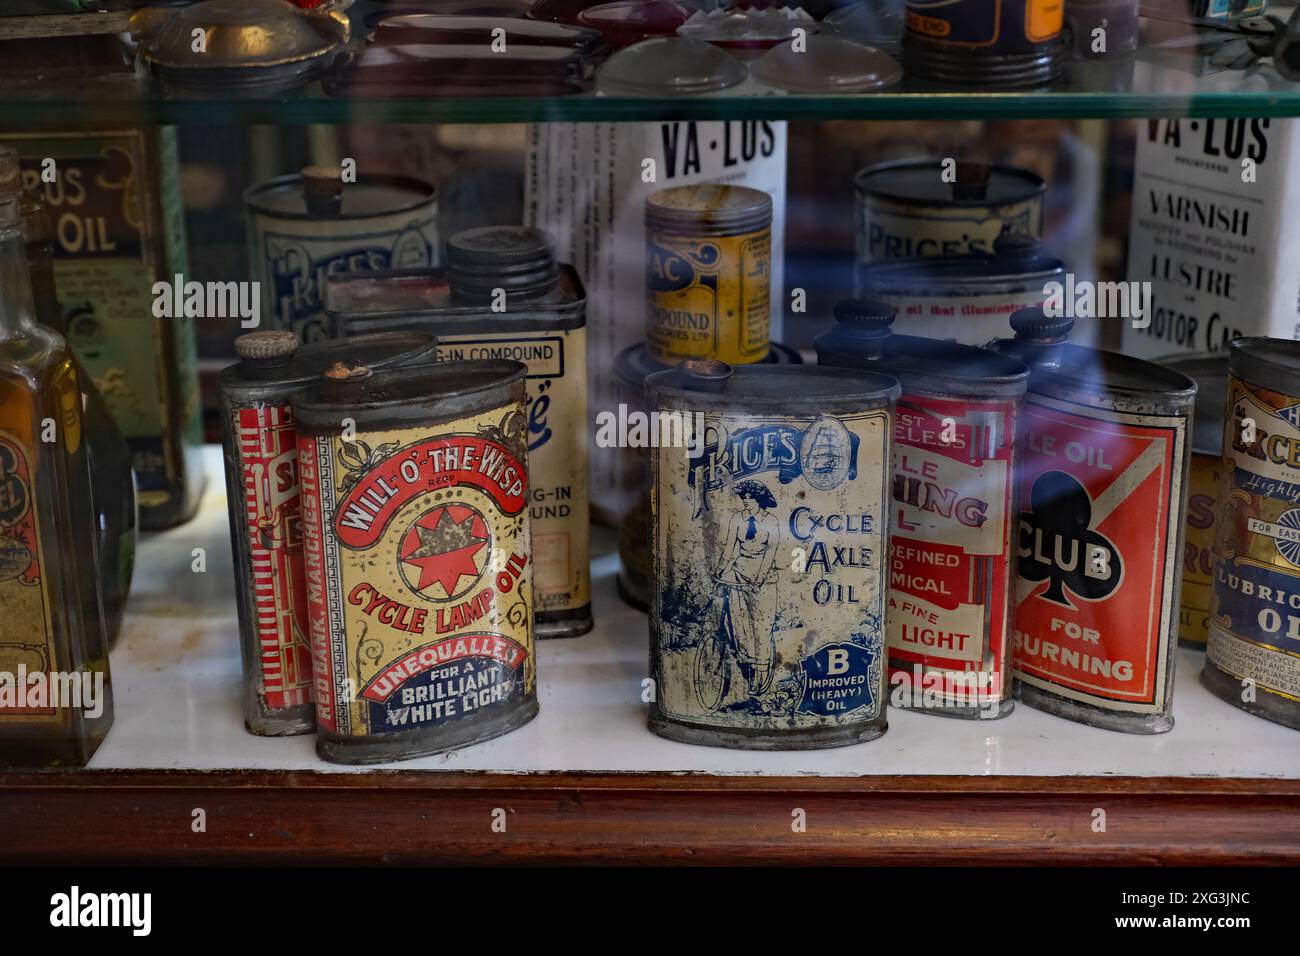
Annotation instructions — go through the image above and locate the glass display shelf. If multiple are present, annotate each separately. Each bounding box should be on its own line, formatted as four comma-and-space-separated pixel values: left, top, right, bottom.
4, 16, 1300, 124
3, 448, 1297, 865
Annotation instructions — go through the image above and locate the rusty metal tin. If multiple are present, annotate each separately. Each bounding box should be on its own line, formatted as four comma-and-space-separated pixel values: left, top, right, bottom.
903, 0, 1065, 87
817, 300, 1029, 719
324, 228, 591, 639
856, 235, 1065, 347
645, 184, 772, 365
1202, 338, 1300, 731
991, 310, 1195, 734
1159, 353, 1228, 650
855, 159, 1045, 262
244, 168, 440, 343
294, 359, 538, 763
647, 361, 900, 750
219, 329, 439, 736
612, 341, 802, 612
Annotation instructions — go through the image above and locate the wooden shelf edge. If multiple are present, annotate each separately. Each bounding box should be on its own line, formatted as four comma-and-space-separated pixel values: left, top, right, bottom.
2, 771, 1297, 865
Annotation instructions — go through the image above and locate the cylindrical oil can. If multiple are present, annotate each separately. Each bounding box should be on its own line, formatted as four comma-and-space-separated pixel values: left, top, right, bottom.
612, 341, 803, 612
324, 226, 591, 638
903, 0, 1065, 87
1203, 338, 1300, 731
294, 359, 538, 763
245, 166, 440, 343
645, 184, 772, 365
647, 361, 900, 749
817, 300, 1029, 719
857, 234, 1065, 347
855, 159, 1045, 262
1159, 353, 1227, 650
218, 329, 438, 736
991, 309, 1195, 734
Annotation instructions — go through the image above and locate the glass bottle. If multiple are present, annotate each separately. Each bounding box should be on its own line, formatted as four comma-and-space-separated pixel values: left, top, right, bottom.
0, 146, 113, 766
21, 189, 136, 648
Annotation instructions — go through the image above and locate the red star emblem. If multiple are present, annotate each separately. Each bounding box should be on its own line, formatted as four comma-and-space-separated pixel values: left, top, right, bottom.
399, 505, 490, 599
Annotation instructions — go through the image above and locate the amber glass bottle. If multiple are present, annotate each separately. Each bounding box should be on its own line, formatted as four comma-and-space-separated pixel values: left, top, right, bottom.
22, 189, 136, 648
0, 146, 113, 766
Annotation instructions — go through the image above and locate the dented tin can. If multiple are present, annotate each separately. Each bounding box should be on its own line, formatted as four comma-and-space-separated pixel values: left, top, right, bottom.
991, 309, 1195, 734
647, 361, 900, 749
817, 300, 1029, 719
903, 0, 1065, 87
219, 329, 439, 736
856, 234, 1065, 347
645, 184, 772, 365
294, 359, 538, 763
1203, 339, 1300, 731
612, 340, 802, 612
324, 226, 591, 638
1159, 353, 1227, 649
245, 166, 440, 343
855, 159, 1045, 262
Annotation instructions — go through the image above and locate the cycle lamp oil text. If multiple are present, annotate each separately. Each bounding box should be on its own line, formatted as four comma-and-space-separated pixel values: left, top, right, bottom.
647, 362, 899, 750
218, 330, 437, 737
324, 226, 591, 638
645, 184, 772, 365
992, 310, 1194, 733
1160, 353, 1227, 649
244, 166, 440, 343
817, 300, 1029, 719
855, 159, 1044, 262
295, 360, 538, 763
1203, 338, 1300, 731
903, 0, 1065, 87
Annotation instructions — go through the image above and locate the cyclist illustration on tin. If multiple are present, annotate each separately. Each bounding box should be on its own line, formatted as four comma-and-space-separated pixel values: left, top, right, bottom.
694, 479, 782, 712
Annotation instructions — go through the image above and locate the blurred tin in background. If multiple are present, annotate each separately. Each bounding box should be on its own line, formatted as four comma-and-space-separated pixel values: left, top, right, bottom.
219, 330, 438, 737
1159, 353, 1228, 649
647, 362, 899, 750
326, 226, 592, 638
855, 159, 1045, 261
610, 340, 802, 612
1203, 339, 1300, 731
0, 128, 205, 530
903, 0, 1065, 87
245, 165, 440, 342
817, 300, 1029, 719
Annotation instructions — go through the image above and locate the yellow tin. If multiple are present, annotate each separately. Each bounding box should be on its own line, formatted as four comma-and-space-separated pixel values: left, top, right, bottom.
645, 184, 772, 365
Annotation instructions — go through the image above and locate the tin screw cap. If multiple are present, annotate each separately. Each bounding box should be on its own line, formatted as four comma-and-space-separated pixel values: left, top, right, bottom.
446, 225, 560, 302
235, 330, 299, 366
302, 165, 344, 218
832, 298, 895, 338
678, 358, 733, 393
1009, 305, 1073, 343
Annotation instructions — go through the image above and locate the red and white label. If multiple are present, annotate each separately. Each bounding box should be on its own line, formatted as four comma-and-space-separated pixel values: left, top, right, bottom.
1012, 394, 1184, 713
887, 395, 1018, 702
238, 405, 312, 711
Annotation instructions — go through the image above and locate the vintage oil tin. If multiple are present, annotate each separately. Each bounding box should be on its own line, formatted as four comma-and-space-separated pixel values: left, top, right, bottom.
219, 329, 438, 737
1202, 338, 1300, 731
0, 128, 206, 530
295, 359, 538, 763
612, 340, 802, 612
991, 309, 1195, 734
244, 166, 440, 342
857, 234, 1065, 347
855, 159, 1045, 262
816, 300, 1029, 719
1160, 353, 1228, 649
903, 0, 1065, 87
647, 361, 900, 749
324, 226, 591, 638
645, 184, 772, 366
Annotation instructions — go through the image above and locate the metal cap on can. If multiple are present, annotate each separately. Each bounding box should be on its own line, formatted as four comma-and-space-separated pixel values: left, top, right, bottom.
1009, 305, 1073, 343
645, 183, 772, 236
302, 165, 344, 218
446, 225, 560, 302
678, 358, 733, 393
235, 330, 300, 366
993, 230, 1043, 259
832, 298, 895, 338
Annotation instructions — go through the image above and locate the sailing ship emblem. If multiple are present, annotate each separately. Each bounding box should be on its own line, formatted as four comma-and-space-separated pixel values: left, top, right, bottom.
801, 417, 853, 490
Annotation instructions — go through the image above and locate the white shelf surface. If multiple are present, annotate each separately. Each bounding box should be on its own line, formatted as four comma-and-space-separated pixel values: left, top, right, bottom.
92, 447, 1299, 778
